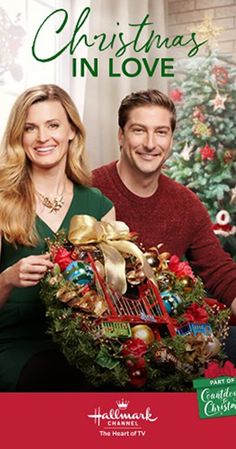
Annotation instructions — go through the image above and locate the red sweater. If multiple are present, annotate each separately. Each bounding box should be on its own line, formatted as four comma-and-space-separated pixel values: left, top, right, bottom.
92, 161, 236, 307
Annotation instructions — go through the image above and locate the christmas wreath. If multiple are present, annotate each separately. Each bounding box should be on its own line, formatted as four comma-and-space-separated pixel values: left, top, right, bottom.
41, 215, 231, 391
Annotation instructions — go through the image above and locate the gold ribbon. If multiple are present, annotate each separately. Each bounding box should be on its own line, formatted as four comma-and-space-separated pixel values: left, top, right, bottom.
68, 215, 155, 294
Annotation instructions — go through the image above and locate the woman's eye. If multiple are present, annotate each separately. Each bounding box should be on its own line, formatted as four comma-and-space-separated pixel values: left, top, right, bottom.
48, 123, 59, 129
24, 125, 35, 132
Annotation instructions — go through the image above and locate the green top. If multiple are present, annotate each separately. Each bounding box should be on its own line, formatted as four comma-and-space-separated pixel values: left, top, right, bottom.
0, 184, 113, 391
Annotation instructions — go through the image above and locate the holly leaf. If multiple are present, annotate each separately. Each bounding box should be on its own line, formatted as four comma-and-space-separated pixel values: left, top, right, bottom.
96, 346, 120, 369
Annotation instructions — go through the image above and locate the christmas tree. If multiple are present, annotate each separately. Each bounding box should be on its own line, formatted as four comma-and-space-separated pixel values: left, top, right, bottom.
167, 18, 236, 259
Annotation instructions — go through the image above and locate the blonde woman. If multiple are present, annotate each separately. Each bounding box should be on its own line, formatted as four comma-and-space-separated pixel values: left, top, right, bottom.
0, 84, 115, 391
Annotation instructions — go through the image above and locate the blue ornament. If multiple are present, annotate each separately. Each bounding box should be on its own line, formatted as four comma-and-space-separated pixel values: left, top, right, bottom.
161, 290, 182, 315
63, 261, 94, 285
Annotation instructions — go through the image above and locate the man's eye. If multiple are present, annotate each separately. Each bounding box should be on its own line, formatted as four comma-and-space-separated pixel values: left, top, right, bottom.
133, 128, 144, 133
156, 130, 167, 136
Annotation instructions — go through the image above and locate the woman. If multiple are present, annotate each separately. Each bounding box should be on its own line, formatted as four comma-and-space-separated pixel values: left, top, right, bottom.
0, 84, 115, 391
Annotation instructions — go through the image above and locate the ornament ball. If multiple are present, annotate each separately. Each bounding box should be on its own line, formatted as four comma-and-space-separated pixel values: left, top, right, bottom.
132, 325, 155, 345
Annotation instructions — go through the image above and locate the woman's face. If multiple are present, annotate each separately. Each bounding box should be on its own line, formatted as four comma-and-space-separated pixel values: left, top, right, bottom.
22, 100, 75, 170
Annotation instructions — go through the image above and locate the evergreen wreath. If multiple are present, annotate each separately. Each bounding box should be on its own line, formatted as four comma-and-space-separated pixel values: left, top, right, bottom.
41, 215, 230, 391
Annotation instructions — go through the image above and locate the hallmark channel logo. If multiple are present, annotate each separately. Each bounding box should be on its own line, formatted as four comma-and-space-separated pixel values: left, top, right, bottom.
87, 398, 158, 437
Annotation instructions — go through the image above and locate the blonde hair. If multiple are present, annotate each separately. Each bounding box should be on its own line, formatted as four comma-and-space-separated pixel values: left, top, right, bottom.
0, 84, 91, 246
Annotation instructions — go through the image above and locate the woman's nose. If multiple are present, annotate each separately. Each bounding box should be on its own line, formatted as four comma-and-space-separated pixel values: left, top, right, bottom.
36, 127, 50, 142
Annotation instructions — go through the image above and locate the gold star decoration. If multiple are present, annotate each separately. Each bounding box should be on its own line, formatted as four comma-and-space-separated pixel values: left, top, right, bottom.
194, 16, 224, 49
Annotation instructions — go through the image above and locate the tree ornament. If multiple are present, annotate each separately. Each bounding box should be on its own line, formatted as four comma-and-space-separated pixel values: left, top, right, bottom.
205, 336, 221, 358
193, 16, 224, 49
192, 107, 205, 122
180, 142, 194, 161
144, 247, 170, 272
212, 66, 229, 85
199, 144, 216, 161
144, 252, 160, 269
170, 89, 183, 102
63, 261, 94, 285
161, 291, 182, 314
178, 276, 195, 292
216, 209, 230, 226
212, 210, 236, 237
126, 269, 146, 285
230, 187, 236, 204
223, 150, 233, 164
131, 325, 155, 345
156, 271, 175, 291
211, 93, 227, 111
193, 120, 212, 138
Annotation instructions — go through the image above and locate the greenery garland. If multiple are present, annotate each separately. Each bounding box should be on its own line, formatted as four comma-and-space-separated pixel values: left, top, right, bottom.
41, 223, 230, 392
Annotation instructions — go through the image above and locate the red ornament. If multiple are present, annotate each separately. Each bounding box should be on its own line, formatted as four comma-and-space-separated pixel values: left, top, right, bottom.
199, 144, 216, 161
168, 255, 195, 280
212, 209, 236, 237
192, 107, 205, 122
122, 338, 148, 358
122, 340, 148, 388
183, 303, 209, 324
170, 89, 183, 102
212, 66, 229, 85
54, 247, 73, 271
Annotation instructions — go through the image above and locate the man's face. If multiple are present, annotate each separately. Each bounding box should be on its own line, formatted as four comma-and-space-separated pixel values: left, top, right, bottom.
118, 106, 173, 177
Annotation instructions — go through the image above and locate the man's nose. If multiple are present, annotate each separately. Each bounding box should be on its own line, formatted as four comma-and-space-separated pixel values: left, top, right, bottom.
144, 133, 156, 150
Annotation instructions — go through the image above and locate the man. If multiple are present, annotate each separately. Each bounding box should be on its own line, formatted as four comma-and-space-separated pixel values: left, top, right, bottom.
92, 89, 236, 322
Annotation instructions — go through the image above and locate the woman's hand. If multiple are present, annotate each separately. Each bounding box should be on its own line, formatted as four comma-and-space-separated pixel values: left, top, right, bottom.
2, 254, 54, 288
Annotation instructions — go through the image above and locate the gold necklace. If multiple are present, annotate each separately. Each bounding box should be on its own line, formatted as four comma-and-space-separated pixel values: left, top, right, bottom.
36, 185, 66, 213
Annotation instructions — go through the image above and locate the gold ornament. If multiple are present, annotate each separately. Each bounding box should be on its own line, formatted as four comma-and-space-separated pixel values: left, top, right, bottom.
131, 324, 155, 345
144, 252, 159, 269
144, 246, 170, 272
184, 334, 221, 364
156, 271, 175, 290
191, 16, 224, 49
178, 276, 195, 292
205, 336, 221, 358
193, 119, 212, 138
126, 269, 146, 285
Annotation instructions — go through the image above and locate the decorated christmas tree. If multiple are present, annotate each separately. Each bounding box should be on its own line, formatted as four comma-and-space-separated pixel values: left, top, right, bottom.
167, 18, 236, 259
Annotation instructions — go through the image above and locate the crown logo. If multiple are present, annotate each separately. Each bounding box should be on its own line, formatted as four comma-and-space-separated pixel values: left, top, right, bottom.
116, 399, 129, 410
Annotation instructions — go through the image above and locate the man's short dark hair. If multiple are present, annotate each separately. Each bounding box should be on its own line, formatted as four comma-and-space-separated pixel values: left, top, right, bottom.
118, 89, 176, 132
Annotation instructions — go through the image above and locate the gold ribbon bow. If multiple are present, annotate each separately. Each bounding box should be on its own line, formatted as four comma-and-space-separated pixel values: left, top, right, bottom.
68, 215, 155, 295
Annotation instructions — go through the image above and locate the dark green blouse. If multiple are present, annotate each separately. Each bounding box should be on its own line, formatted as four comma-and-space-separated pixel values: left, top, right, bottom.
0, 184, 113, 391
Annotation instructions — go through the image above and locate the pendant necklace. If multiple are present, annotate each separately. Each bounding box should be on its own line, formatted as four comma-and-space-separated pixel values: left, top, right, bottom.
36, 184, 66, 213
